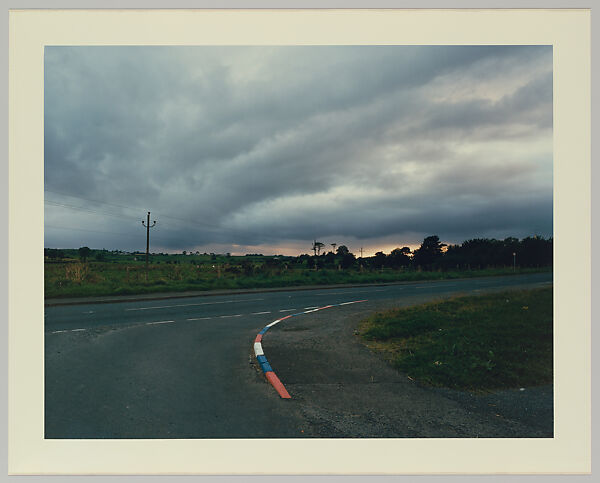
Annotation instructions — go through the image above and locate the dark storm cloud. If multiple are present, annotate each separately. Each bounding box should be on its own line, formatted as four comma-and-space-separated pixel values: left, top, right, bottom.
413, 73, 553, 138
44, 45, 553, 253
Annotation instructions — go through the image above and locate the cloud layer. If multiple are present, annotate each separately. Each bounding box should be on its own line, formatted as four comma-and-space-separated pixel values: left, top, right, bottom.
44, 46, 552, 255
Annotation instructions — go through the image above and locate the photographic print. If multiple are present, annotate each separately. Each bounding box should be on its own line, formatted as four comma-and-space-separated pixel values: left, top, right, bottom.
8, 7, 591, 475
44, 44, 554, 439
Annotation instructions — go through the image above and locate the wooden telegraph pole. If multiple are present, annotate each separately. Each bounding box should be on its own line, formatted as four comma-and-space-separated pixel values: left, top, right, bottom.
142, 211, 156, 280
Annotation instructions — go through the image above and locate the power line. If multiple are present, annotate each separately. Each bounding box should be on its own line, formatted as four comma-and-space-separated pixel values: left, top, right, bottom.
44, 189, 299, 249
45, 189, 139, 212
44, 198, 221, 236
45, 200, 140, 222
44, 200, 213, 233
44, 188, 223, 231
45, 223, 179, 245
46, 203, 211, 252
153, 212, 222, 231
45, 224, 140, 237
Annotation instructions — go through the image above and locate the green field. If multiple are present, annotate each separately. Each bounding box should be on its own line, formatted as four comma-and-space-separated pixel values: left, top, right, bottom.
358, 287, 553, 391
44, 250, 549, 299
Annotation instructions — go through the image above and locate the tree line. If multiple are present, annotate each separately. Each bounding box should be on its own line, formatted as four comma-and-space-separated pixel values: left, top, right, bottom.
44, 234, 552, 272
302, 235, 552, 271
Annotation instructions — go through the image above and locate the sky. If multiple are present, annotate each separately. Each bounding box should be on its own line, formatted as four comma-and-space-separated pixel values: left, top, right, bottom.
44, 45, 553, 257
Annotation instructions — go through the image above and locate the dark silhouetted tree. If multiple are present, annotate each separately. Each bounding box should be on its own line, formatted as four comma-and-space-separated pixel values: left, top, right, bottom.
324, 251, 336, 267
340, 252, 356, 269
388, 247, 411, 268
296, 254, 311, 267
336, 245, 350, 256
519, 236, 553, 267
373, 251, 387, 268
78, 246, 91, 263
312, 240, 325, 256
412, 236, 445, 270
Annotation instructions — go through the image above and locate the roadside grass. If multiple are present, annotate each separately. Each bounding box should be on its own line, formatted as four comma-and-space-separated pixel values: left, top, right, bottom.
357, 287, 553, 391
44, 262, 550, 299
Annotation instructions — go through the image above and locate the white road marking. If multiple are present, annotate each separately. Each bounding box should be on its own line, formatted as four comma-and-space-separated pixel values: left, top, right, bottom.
219, 314, 243, 318
49, 328, 87, 334
186, 317, 212, 321
303, 306, 318, 310
145, 320, 175, 326
413, 283, 460, 290
314, 289, 385, 296
125, 298, 264, 311
252, 311, 271, 315
128, 302, 228, 311
279, 309, 296, 312
82, 311, 95, 314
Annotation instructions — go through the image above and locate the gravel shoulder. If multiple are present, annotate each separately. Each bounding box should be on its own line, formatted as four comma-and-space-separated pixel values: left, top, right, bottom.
261, 297, 553, 438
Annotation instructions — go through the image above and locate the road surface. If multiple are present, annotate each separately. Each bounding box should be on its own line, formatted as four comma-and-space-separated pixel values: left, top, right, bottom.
45, 272, 553, 438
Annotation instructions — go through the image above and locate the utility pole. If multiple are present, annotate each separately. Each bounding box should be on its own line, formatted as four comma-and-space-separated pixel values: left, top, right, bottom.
142, 211, 157, 280
359, 247, 364, 272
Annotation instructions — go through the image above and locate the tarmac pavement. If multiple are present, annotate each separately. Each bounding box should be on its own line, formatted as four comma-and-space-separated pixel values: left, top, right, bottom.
45, 273, 553, 438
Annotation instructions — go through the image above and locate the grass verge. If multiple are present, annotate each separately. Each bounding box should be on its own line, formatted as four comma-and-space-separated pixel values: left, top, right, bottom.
44, 263, 549, 299
357, 287, 553, 391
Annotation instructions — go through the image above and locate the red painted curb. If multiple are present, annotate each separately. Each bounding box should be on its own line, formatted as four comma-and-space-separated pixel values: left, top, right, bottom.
265, 371, 291, 399
254, 334, 263, 343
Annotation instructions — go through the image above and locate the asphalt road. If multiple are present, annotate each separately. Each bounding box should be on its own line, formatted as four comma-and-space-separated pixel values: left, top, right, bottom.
45, 272, 553, 438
